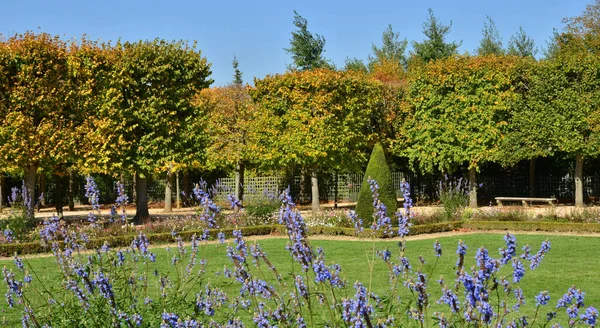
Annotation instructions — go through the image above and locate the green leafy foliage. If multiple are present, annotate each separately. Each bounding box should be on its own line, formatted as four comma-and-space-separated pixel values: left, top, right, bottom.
396, 55, 520, 173
477, 15, 504, 56
355, 143, 396, 225
507, 26, 537, 57
284, 11, 332, 71
411, 8, 461, 63
85, 39, 213, 175
369, 24, 408, 69
250, 69, 380, 172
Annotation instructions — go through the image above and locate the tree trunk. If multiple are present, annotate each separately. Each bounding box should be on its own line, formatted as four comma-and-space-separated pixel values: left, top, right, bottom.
68, 170, 75, 211
38, 175, 46, 211
53, 174, 63, 218
164, 171, 173, 213
133, 174, 150, 225
132, 174, 137, 204
23, 164, 37, 220
334, 172, 339, 209
299, 168, 306, 204
311, 167, 320, 214
575, 153, 584, 207
0, 174, 4, 213
529, 158, 536, 198
183, 170, 190, 200
234, 160, 245, 212
176, 171, 180, 209
469, 167, 477, 209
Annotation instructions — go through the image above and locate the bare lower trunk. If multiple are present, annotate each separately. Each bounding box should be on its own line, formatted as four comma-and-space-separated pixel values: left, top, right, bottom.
469, 167, 477, 209
133, 174, 150, 225
299, 168, 306, 204
234, 160, 245, 212
575, 153, 584, 207
53, 174, 63, 217
183, 170, 190, 199
132, 174, 137, 204
68, 170, 75, 211
176, 171, 180, 209
311, 167, 320, 214
164, 172, 173, 213
334, 172, 339, 209
529, 158, 535, 198
38, 175, 46, 211
0, 174, 4, 213
24, 164, 37, 220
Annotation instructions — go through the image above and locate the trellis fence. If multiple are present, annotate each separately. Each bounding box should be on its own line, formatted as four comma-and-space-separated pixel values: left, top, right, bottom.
5, 172, 600, 207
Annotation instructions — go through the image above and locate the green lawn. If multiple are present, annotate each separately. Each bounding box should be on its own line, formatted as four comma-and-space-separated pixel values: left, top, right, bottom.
1, 233, 598, 326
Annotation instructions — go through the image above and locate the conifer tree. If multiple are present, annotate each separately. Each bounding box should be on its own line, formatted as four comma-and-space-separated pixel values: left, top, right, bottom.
355, 143, 397, 225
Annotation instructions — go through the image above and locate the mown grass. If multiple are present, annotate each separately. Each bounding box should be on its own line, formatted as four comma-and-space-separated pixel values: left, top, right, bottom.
0, 233, 598, 326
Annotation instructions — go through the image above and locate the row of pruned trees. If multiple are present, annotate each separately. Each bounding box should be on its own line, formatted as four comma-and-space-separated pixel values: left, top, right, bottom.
0, 33, 212, 222
205, 3, 600, 210
2, 2, 600, 224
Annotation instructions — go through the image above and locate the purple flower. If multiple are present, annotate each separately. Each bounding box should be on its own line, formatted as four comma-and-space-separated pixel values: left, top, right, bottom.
341, 282, 374, 326
279, 188, 313, 271
196, 284, 228, 316
512, 258, 525, 283
397, 181, 413, 238
529, 240, 551, 270
347, 210, 363, 235
499, 233, 517, 264
437, 280, 460, 313
580, 306, 598, 326
368, 178, 393, 236
217, 232, 225, 244
92, 271, 114, 306
84, 176, 100, 224
226, 194, 242, 209
536, 290, 550, 306
433, 240, 442, 257
193, 183, 220, 229
513, 288, 525, 311
13, 256, 23, 270
3, 229, 13, 243
377, 249, 391, 262
115, 182, 128, 222
294, 275, 308, 299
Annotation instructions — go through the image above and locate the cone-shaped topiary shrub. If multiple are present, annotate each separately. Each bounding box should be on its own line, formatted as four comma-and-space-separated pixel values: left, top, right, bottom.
355, 142, 397, 225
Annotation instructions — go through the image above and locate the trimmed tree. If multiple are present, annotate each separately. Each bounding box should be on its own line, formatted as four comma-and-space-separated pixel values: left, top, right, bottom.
355, 143, 396, 225
396, 55, 520, 208
0, 32, 71, 219
84, 39, 212, 224
250, 69, 379, 213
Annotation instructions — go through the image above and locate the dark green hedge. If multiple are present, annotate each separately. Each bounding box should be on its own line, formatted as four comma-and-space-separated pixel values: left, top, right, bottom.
463, 221, 600, 233
0, 225, 283, 257
3, 220, 599, 257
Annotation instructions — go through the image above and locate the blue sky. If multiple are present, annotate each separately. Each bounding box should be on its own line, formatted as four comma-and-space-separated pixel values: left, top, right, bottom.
0, 0, 591, 86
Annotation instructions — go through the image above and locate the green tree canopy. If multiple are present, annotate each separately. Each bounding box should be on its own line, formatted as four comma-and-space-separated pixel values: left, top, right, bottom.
507, 26, 537, 57
411, 8, 462, 63
344, 57, 368, 73
0, 32, 71, 218
369, 24, 408, 69
477, 15, 504, 56
251, 69, 382, 211
85, 39, 213, 223
284, 11, 331, 71
232, 56, 243, 85
396, 55, 520, 207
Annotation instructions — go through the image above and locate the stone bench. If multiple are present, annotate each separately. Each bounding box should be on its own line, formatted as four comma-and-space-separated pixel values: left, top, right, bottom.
495, 197, 557, 207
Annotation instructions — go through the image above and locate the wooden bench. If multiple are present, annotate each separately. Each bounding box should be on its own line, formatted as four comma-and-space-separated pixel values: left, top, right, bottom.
495, 197, 557, 207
